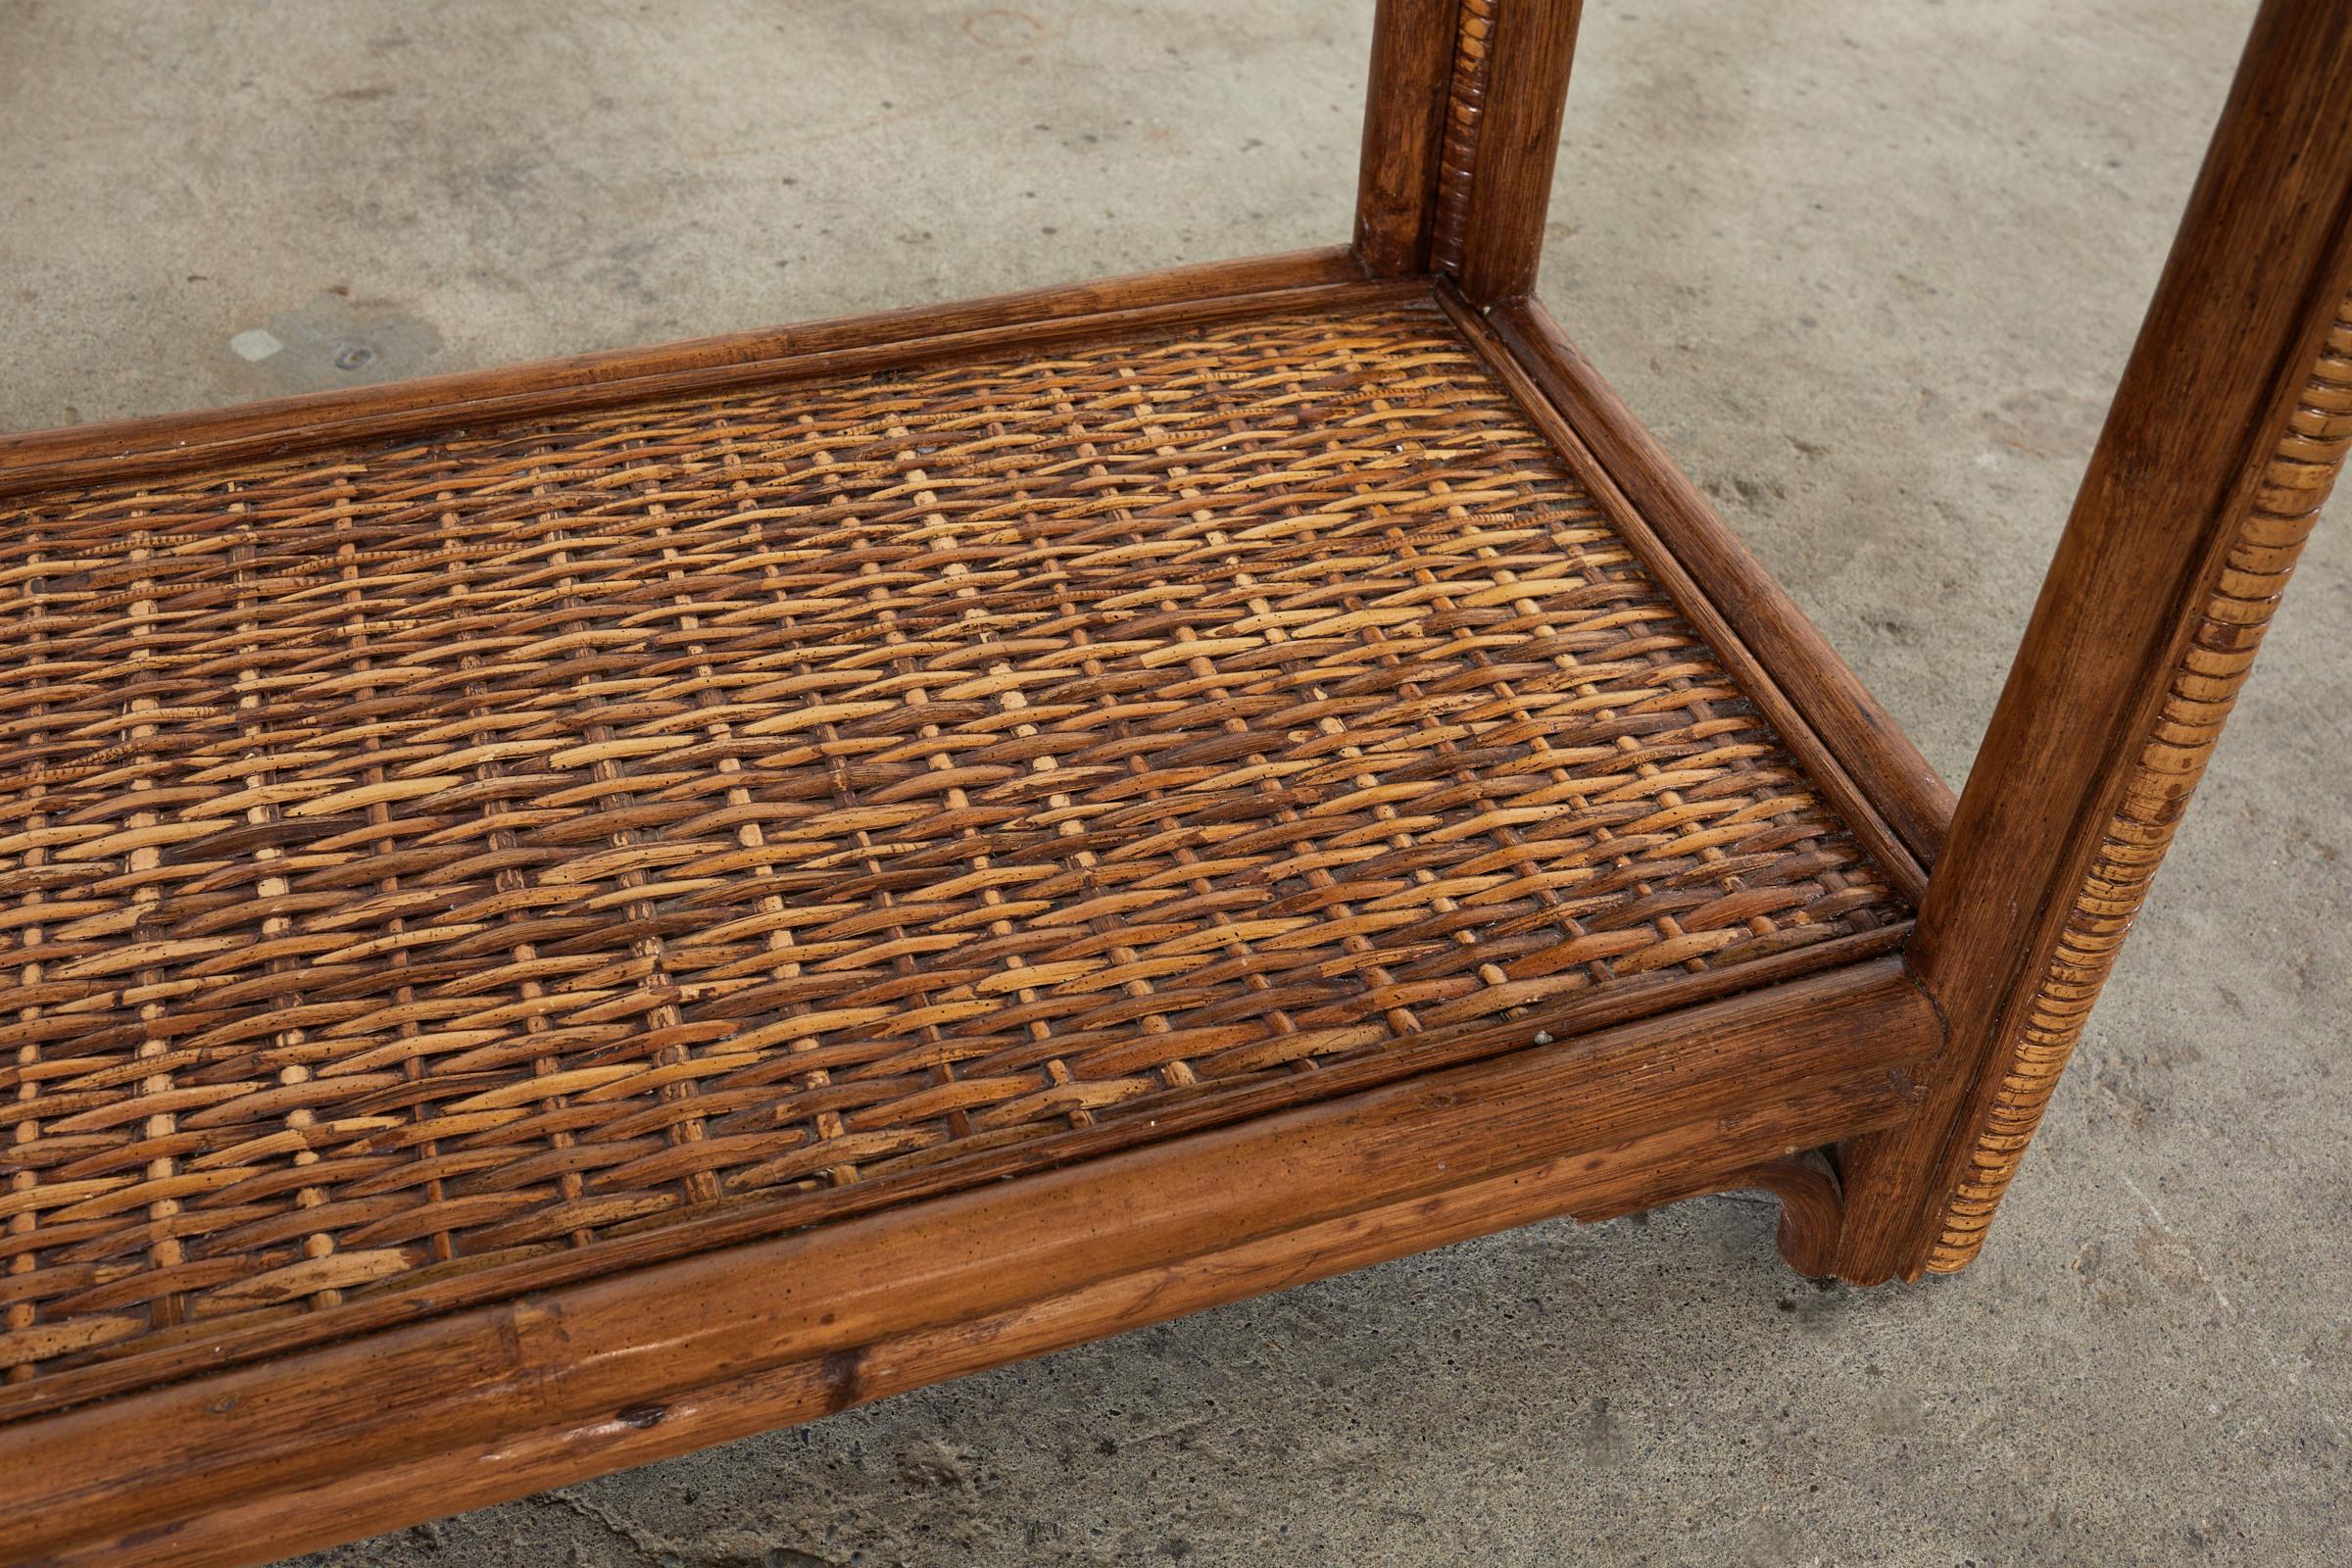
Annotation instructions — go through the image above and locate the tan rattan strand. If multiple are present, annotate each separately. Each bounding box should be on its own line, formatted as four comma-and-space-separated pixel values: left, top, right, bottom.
1429, 0, 1496, 276
0, 301, 1905, 1387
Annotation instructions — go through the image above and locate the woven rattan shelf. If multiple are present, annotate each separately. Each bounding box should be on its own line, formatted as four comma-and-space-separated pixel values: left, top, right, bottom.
0, 291, 1910, 1400
5, 2, 2346, 1563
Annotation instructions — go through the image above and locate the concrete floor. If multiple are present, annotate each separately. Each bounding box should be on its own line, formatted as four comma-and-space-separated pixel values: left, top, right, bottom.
6, 1, 2348, 1563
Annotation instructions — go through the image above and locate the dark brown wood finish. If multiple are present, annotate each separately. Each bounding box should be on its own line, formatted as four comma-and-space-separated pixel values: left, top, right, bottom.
1353, 0, 1465, 273
0, 961, 1936, 1567
1483, 296, 1957, 869
0, 248, 1369, 498
1833, 0, 2352, 1283
1450, 0, 1583, 305
1733, 1151, 1843, 1278
26, 1139, 1852, 1568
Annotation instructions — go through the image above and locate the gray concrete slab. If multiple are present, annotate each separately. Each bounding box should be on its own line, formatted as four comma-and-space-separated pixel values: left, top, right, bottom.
4, 1, 2345, 1563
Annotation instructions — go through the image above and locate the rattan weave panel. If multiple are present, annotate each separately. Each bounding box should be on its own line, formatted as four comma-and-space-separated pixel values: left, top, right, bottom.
0, 301, 1905, 1387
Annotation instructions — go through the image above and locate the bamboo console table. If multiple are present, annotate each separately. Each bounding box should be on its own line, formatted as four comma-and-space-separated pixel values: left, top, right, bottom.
0, 2, 2345, 1562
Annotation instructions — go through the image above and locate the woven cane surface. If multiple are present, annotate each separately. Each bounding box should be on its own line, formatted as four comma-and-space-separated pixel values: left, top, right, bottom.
0, 299, 1906, 1391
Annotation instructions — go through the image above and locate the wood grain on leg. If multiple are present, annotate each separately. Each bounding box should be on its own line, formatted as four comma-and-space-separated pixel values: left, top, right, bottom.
1354, 0, 1464, 273
1833, 0, 2352, 1282
1443, 0, 1582, 306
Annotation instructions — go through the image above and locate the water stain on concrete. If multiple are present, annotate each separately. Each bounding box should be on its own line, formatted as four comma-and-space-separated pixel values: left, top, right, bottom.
224, 289, 443, 398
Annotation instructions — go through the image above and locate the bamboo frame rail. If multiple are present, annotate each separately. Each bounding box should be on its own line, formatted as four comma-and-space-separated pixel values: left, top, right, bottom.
0, 966, 1935, 1567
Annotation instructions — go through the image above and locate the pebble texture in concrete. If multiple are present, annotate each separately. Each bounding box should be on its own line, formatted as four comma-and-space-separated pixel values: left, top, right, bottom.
4, 2, 2346, 1563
